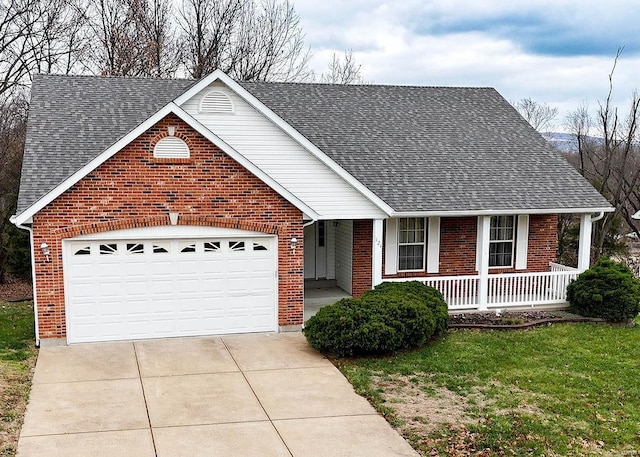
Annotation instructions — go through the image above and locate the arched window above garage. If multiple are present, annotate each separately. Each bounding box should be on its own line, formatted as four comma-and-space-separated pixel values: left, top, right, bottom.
153, 136, 190, 159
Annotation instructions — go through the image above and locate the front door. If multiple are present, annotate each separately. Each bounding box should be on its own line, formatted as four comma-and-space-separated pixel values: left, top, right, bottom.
304, 221, 327, 279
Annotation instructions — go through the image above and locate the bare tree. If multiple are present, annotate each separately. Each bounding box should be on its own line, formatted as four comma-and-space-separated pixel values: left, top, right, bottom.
177, 0, 311, 81
0, 93, 27, 282
129, 0, 178, 77
564, 49, 640, 262
0, 0, 83, 94
514, 97, 558, 132
84, 0, 175, 77
177, 0, 242, 79
318, 49, 365, 84
29, 0, 91, 76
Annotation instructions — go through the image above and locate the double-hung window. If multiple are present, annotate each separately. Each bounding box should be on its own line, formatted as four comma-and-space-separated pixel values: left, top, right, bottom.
398, 218, 426, 271
489, 215, 515, 267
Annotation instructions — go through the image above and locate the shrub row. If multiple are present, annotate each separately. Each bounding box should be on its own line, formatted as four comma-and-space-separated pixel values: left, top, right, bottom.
304, 281, 448, 356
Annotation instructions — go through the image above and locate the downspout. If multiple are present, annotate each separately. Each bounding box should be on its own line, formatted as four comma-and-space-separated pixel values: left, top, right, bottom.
9, 216, 40, 348
591, 211, 605, 222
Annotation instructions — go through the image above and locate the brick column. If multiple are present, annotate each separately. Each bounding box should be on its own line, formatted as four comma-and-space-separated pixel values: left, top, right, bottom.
352, 219, 373, 297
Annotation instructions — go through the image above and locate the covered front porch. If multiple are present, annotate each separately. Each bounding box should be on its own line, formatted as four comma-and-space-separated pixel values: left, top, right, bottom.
302, 212, 599, 318
377, 212, 598, 311
303, 220, 354, 321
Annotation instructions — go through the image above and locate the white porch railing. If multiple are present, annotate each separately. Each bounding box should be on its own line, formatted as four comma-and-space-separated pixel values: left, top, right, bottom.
386, 263, 580, 311
549, 262, 579, 272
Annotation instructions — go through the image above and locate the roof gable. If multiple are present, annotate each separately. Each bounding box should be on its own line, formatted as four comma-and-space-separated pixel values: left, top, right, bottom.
13, 93, 320, 225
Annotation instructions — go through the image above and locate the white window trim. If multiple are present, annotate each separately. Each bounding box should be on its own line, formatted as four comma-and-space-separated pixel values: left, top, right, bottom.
385, 219, 398, 275
397, 217, 426, 272
488, 215, 516, 269
426, 217, 440, 273
515, 215, 529, 270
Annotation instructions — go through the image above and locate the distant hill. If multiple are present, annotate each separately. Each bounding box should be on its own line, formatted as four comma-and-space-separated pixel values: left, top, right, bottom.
542, 132, 578, 153
542, 132, 605, 153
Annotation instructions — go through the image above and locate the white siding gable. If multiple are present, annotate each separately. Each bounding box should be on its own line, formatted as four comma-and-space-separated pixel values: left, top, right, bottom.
180, 81, 386, 219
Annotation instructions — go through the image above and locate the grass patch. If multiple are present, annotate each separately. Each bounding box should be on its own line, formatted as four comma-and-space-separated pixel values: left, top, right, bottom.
0, 301, 37, 457
337, 320, 640, 456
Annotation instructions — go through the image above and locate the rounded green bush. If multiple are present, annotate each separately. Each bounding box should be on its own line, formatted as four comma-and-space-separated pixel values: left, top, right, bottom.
304, 281, 448, 356
566, 257, 640, 322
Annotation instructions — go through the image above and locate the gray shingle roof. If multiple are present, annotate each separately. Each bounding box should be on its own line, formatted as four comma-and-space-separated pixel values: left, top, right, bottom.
240, 81, 611, 213
17, 74, 610, 216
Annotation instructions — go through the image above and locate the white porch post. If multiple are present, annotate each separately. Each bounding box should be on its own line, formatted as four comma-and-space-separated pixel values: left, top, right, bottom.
372, 219, 384, 287
477, 215, 491, 310
577, 213, 593, 272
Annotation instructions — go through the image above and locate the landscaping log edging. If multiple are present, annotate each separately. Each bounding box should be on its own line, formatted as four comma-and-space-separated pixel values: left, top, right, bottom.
448, 316, 606, 330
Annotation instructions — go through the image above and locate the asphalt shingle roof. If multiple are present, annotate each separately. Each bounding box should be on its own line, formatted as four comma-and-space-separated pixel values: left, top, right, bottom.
240, 81, 611, 213
17, 74, 610, 216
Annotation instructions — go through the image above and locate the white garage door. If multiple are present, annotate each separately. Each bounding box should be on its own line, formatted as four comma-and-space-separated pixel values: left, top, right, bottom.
64, 229, 277, 343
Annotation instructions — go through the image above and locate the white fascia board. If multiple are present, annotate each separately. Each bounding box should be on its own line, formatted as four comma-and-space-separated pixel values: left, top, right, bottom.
13, 101, 320, 226
171, 104, 320, 220
175, 71, 394, 217
392, 207, 614, 218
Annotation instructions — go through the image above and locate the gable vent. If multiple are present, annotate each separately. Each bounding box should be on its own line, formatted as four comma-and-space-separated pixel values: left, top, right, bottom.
153, 136, 190, 158
199, 90, 234, 114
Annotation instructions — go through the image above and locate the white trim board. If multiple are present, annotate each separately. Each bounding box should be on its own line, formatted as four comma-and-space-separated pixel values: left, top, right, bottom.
393, 207, 613, 218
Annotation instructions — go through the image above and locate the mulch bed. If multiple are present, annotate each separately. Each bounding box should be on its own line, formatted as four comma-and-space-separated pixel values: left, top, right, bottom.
0, 279, 33, 302
448, 310, 603, 329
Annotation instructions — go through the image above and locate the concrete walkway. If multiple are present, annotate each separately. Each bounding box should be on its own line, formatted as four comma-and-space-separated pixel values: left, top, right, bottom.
17, 333, 417, 456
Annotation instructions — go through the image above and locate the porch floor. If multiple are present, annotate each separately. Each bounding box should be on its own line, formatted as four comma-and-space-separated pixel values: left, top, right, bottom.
304, 279, 351, 322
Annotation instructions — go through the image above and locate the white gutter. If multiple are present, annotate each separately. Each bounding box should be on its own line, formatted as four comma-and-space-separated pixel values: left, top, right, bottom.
9, 216, 40, 347
591, 211, 605, 222
392, 207, 614, 218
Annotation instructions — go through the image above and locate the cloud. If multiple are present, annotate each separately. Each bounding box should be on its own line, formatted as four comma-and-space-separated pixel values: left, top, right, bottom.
295, 0, 640, 131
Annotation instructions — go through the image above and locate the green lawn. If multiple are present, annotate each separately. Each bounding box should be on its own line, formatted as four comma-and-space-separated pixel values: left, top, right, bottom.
0, 302, 37, 457
337, 321, 640, 456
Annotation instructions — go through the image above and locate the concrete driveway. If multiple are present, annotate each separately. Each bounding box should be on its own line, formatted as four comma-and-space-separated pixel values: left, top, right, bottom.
17, 333, 417, 456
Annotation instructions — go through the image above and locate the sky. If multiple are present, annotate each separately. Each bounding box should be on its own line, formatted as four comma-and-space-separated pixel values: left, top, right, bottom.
293, 0, 640, 132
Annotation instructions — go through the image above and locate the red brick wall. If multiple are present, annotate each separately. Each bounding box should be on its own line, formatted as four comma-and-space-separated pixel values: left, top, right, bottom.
439, 217, 478, 275
527, 214, 558, 271
31, 114, 304, 340
380, 214, 558, 280
352, 220, 372, 297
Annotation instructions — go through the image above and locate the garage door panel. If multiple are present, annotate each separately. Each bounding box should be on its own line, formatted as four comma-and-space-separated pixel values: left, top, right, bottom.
69, 265, 94, 278
71, 303, 97, 318
149, 298, 175, 314
65, 234, 277, 343
124, 281, 149, 297
200, 278, 226, 291
125, 261, 152, 277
